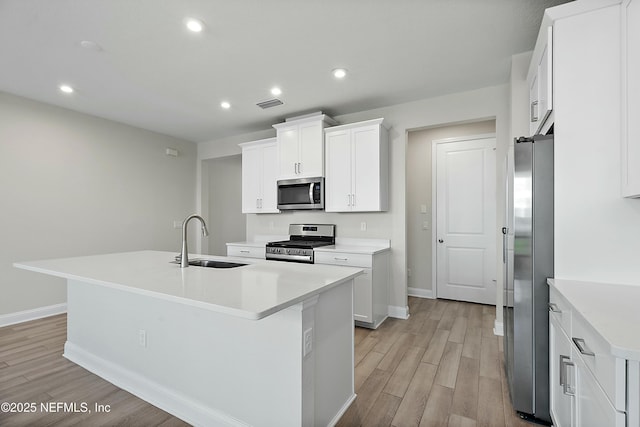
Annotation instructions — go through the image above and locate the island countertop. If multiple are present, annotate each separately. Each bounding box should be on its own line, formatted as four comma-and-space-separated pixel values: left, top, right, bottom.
14, 250, 363, 320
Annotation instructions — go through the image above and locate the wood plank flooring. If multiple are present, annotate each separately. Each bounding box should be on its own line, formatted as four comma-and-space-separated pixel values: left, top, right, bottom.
0, 298, 532, 426
338, 297, 533, 427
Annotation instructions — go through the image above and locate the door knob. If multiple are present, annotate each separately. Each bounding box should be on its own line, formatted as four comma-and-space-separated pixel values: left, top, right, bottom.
438, 239, 444, 243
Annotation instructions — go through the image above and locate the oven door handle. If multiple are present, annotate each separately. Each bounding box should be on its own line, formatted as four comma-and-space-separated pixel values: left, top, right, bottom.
309, 183, 314, 204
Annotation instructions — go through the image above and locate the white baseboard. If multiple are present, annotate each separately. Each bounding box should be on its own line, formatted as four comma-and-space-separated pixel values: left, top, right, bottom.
328, 393, 357, 427
407, 287, 434, 299
0, 303, 67, 328
493, 320, 504, 336
64, 341, 249, 427
388, 305, 409, 320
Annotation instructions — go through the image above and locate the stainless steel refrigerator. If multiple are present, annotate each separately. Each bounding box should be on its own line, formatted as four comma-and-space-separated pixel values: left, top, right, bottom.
503, 133, 553, 424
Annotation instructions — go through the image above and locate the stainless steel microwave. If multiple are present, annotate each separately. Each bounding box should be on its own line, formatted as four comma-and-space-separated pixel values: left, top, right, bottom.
277, 177, 324, 210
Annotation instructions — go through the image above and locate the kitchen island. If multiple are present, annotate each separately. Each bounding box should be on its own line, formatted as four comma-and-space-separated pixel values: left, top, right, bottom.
14, 250, 362, 427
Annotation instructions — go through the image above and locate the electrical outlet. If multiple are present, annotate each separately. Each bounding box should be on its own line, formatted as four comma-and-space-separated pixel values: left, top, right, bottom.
173, 220, 182, 229
360, 222, 367, 231
303, 328, 313, 357
138, 329, 147, 347
423, 221, 429, 230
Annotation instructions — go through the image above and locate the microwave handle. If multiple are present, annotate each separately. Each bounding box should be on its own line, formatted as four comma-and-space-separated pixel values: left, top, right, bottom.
309, 183, 314, 203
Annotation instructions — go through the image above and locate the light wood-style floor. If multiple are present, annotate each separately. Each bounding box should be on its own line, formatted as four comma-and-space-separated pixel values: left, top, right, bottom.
0, 297, 531, 426
337, 297, 532, 427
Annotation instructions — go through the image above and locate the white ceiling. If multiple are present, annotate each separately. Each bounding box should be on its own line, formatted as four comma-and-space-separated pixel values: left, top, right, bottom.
0, 0, 570, 143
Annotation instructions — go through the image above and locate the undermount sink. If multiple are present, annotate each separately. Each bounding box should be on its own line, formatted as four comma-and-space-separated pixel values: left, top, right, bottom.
186, 259, 247, 269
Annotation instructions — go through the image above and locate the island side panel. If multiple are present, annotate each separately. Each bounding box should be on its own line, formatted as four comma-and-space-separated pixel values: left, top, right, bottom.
314, 277, 356, 425
65, 279, 306, 427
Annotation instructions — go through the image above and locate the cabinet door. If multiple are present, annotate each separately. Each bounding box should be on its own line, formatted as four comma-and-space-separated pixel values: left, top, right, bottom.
261, 144, 279, 212
298, 121, 324, 177
325, 129, 352, 212
528, 26, 553, 136
241, 146, 262, 213
622, 0, 640, 197
549, 314, 574, 427
529, 71, 539, 135
537, 27, 553, 133
277, 125, 299, 179
574, 350, 626, 427
353, 269, 373, 323
352, 125, 381, 212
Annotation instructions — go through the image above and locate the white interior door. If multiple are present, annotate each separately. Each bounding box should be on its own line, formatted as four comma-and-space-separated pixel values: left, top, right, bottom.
435, 136, 496, 304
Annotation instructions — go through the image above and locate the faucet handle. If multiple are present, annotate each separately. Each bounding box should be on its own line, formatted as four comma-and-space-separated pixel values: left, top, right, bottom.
174, 253, 182, 262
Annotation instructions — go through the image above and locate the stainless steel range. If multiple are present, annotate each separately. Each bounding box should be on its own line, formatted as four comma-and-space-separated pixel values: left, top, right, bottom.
266, 224, 335, 263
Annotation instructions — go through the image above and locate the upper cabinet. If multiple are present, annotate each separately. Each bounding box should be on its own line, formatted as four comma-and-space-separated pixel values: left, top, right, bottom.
528, 24, 554, 136
239, 138, 279, 214
324, 118, 389, 212
622, 0, 640, 197
273, 113, 337, 180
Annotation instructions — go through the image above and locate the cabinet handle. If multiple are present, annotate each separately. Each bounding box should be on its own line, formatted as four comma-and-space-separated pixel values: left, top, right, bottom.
572, 337, 596, 356
240, 250, 250, 253
348, 194, 352, 206
559, 354, 569, 386
298, 162, 301, 174
334, 257, 348, 261
256, 198, 260, 208
530, 100, 539, 122
562, 359, 576, 396
352, 193, 356, 206
548, 302, 562, 313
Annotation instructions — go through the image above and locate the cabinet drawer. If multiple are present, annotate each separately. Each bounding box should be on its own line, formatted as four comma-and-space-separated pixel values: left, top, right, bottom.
571, 310, 626, 411
549, 286, 572, 336
575, 348, 626, 427
314, 251, 372, 268
226, 245, 265, 259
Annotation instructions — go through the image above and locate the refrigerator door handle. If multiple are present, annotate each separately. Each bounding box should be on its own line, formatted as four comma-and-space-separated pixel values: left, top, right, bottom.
502, 227, 508, 263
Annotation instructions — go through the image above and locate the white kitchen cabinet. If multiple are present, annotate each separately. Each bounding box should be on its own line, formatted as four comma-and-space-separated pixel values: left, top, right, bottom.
226, 243, 265, 259
528, 25, 553, 136
549, 287, 575, 427
315, 246, 390, 329
573, 347, 626, 427
273, 113, 337, 180
549, 313, 574, 427
324, 118, 389, 212
239, 138, 279, 214
621, 0, 640, 197
548, 279, 634, 427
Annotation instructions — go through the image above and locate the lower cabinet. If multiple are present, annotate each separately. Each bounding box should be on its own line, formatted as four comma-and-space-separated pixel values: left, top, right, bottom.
573, 347, 625, 427
549, 286, 628, 427
549, 313, 574, 427
226, 244, 265, 259
315, 249, 389, 329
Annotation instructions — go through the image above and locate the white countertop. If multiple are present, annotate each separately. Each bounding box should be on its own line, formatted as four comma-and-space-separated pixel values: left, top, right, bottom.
14, 250, 363, 321
548, 278, 640, 361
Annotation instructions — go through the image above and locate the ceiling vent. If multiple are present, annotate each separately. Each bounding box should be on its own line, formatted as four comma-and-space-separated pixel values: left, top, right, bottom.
256, 98, 284, 109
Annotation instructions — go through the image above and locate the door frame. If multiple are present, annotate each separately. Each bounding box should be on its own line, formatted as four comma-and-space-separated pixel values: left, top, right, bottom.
431, 133, 497, 299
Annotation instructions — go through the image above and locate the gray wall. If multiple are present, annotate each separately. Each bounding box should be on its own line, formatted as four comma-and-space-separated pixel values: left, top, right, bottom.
206, 155, 245, 255
0, 91, 197, 316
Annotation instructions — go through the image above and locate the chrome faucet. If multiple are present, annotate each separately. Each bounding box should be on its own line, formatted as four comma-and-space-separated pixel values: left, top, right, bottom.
180, 214, 209, 268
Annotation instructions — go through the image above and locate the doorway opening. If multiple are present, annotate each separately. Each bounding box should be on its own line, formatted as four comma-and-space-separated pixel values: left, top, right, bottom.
407, 120, 496, 303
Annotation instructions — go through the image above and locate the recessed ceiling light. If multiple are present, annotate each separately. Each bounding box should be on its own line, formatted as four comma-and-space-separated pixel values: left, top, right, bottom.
185, 18, 205, 33
79, 40, 102, 51
220, 101, 231, 109
271, 87, 282, 96
332, 68, 347, 79
59, 84, 74, 94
